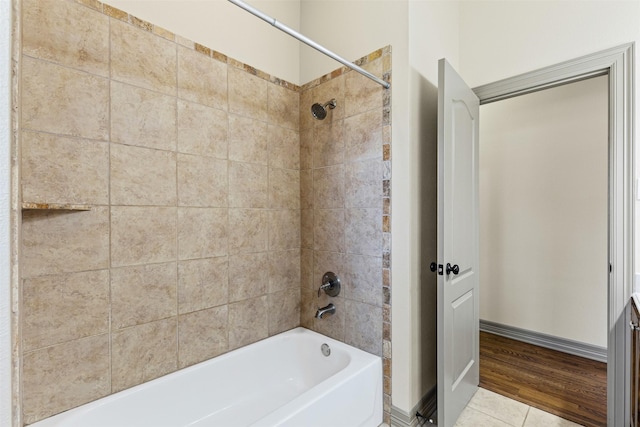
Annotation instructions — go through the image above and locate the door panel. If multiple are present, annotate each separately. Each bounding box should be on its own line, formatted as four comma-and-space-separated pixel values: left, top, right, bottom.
437, 59, 480, 427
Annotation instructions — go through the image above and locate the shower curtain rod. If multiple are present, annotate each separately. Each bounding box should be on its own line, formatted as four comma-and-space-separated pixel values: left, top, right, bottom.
227, 0, 391, 89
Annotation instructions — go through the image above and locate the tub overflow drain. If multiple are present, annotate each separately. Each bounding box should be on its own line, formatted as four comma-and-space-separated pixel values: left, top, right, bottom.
321, 343, 331, 357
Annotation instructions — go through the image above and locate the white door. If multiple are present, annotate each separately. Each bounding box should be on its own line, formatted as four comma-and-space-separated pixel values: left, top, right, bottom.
436, 59, 480, 427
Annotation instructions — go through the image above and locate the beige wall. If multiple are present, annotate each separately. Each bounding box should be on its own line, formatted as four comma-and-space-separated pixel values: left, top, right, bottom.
480, 75, 609, 348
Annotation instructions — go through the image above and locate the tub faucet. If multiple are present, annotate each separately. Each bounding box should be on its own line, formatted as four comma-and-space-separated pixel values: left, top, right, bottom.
315, 303, 336, 319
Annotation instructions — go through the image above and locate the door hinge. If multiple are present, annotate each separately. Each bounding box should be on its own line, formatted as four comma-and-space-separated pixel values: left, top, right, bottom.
430, 262, 444, 275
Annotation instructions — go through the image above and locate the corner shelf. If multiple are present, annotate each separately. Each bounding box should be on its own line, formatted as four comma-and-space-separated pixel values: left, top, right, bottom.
21, 202, 92, 211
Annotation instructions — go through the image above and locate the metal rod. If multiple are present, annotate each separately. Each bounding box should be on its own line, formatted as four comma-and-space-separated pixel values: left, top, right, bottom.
227, 0, 391, 89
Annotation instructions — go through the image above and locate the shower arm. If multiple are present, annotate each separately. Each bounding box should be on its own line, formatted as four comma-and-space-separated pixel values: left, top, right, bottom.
227, 0, 391, 90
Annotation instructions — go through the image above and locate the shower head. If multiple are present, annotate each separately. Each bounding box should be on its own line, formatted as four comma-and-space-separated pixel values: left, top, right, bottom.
311, 99, 337, 120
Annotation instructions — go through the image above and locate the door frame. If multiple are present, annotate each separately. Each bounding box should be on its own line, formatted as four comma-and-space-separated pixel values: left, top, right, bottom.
473, 43, 634, 427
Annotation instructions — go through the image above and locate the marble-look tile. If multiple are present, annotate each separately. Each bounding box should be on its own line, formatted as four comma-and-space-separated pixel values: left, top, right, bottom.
468, 388, 529, 427
345, 59, 383, 118
344, 109, 382, 162
344, 300, 382, 356
111, 318, 178, 392
524, 407, 582, 427
228, 252, 269, 302
268, 84, 299, 131
111, 143, 176, 206
300, 127, 313, 170
110, 81, 177, 151
269, 209, 300, 251
178, 257, 228, 314
178, 46, 227, 110
177, 208, 228, 260
454, 406, 513, 427
178, 305, 228, 368
228, 67, 267, 121
268, 125, 299, 170
177, 154, 228, 207
268, 289, 300, 335
111, 206, 176, 267
228, 115, 268, 165
228, 209, 268, 254
229, 161, 268, 208
269, 250, 300, 294
22, 335, 110, 424
22, 0, 109, 76
345, 208, 382, 256
110, 19, 176, 95
300, 288, 315, 329
300, 248, 313, 290
345, 159, 382, 208
313, 120, 344, 168
344, 254, 382, 306
22, 57, 109, 140
300, 170, 313, 210
299, 87, 314, 131
22, 207, 109, 278
111, 262, 177, 330
313, 209, 344, 252
177, 100, 228, 159
22, 131, 109, 205
314, 165, 344, 209
228, 296, 268, 350
300, 209, 313, 249
269, 168, 300, 209
23, 270, 109, 351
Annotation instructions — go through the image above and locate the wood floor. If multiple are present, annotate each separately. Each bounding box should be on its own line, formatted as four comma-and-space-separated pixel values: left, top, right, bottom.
479, 331, 607, 427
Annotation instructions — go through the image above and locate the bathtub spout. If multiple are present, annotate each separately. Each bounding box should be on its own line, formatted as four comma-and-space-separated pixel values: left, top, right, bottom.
315, 303, 336, 319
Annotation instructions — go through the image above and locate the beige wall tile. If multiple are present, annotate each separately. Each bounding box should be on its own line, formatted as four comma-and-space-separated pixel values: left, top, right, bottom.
111, 318, 178, 392
228, 252, 268, 303
22, 207, 110, 278
268, 125, 299, 170
111, 262, 177, 330
22, 0, 109, 76
111, 82, 177, 151
299, 86, 314, 131
178, 46, 227, 110
22, 57, 109, 140
300, 170, 313, 210
228, 296, 268, 349
22, 335, 110, 424
269, 250, 300, 294
313, 295, 345, 342
228, 209, 268, 254
228, 67, 267, 121
269, 168, 300, 209
344, 254, 383, 307
300, 127, 313, 170
111, 206, 177, 267
345, 159, 382, 208
344, 109, 382, 162
178, 257, 228, 314
313, 209, 344, 253
110, 19, 176, 95
178, 306, 228, 368
300, 288, 315, 329
313, 120, 344, 168
269, 209, 300, 251
268, 289, 300, 335
313, 251, 344, 291
23, 270, 109, 351
313, 165, 344, 209
300, 248, 313, 290
111, 144, 177, 206
310, 75, 345, 123
177, 154, 228, 207
345, 300, 382, 356
228, 115, 268, 165
177, 100, 228, 159
345, 208, 382, 256
300, 209, 313, 249
178, 208, 228, 260
268, 84, 299, 131
229, 161, 268, 208
22, 131, 109, 205
345, 60, 383, 118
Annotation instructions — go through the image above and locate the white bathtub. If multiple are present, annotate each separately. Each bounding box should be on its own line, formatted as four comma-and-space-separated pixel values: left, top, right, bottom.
30, 327, 383, 427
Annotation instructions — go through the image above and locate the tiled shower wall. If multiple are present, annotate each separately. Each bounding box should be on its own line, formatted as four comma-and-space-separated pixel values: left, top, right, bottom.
15, 0, 392, 425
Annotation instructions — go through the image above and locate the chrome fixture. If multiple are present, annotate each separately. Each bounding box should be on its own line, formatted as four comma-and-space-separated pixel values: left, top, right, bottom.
311, 99, 337, 120
318, 271, 340, 297
227, 0, 390, 89
315, 303, 336, 319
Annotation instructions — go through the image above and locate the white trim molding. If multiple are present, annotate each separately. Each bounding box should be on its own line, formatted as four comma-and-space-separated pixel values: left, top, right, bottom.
474, 42, 634, 427
390, 386, 436, 427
